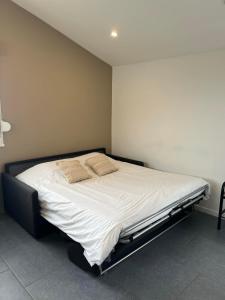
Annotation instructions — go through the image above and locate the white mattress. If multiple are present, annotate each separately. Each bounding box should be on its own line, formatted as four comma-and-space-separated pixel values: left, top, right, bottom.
16, 152, 209, 266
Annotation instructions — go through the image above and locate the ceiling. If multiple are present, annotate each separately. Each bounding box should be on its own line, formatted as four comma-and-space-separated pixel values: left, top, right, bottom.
12, 0, 225, 66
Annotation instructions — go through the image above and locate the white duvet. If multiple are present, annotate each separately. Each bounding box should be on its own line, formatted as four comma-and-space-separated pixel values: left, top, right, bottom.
16, 153, 209, 266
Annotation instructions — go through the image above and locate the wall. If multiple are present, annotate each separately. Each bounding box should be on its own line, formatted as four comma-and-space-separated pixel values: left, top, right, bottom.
112, 50, 225, 215
0, 0, 112, 211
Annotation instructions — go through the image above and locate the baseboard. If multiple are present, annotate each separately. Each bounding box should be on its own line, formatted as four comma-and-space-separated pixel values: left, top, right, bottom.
195, 204, 218, 217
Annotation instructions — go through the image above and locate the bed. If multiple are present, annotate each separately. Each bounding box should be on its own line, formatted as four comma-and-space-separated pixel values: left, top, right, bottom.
2, 148, 209, 275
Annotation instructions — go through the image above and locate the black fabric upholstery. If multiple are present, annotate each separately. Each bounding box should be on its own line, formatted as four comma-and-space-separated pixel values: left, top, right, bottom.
5, 148, 106, 176
67, 242, 100, 276
108, 154, 144, 166
2, 173, 54, 238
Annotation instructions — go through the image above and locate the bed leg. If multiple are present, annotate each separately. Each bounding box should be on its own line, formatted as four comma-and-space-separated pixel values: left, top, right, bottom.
217, 183, 225, 230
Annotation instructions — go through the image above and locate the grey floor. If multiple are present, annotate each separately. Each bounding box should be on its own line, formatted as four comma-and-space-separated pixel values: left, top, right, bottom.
0, 212, 225, 300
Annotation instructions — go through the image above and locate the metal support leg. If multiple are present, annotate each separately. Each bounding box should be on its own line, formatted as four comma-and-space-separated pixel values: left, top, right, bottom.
217, 182, 225, 230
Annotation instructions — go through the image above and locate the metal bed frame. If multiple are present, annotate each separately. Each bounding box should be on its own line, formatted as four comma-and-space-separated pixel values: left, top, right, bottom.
2, 147, 207, 276
98, 193, 205, 275
217, 182, 225, 230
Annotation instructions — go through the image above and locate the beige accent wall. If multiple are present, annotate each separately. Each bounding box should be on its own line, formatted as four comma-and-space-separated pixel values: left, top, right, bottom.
112, 50, 225, 216
0, 0, 112, 211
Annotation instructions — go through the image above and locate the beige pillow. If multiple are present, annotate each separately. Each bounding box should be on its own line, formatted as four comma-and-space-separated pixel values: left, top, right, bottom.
56, 159, 80, 168
85, 154, 118, 176
56, 160, 91, 183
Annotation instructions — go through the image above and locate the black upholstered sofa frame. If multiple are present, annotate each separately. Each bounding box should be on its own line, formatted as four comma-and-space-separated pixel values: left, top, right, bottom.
2, 148, 206, 276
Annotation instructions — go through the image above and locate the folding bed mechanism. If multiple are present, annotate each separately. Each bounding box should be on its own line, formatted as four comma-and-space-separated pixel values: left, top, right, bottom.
2, 147, 208, 277
97, 193, 205, 275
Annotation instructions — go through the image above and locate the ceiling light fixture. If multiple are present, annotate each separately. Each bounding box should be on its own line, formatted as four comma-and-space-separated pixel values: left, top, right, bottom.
110, 30, 118, 38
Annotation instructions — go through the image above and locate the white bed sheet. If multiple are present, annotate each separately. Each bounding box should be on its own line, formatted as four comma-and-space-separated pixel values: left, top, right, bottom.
16, 152, 209, 266
121, 186, 206, 238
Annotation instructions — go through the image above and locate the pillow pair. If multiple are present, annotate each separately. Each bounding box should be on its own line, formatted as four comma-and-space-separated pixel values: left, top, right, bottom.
57, 154, 118, 183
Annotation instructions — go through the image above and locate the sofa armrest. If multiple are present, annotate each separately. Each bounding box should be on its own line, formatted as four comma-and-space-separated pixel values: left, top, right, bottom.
107, 154, 144, 167
2, 173, 49, 238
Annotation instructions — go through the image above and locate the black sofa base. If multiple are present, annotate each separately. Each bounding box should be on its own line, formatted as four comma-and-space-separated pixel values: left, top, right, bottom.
2, 147, 205, 275
68, 242, 101, 276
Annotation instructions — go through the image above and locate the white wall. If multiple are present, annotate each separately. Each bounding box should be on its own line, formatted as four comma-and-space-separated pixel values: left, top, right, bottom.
112, 50, 225, 215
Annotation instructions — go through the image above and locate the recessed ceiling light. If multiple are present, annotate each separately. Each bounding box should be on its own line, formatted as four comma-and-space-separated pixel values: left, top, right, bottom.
110, 30, 118, 38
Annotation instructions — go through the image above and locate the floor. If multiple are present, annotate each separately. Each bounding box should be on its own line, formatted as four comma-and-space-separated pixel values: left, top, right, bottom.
0, 212, 225, 300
